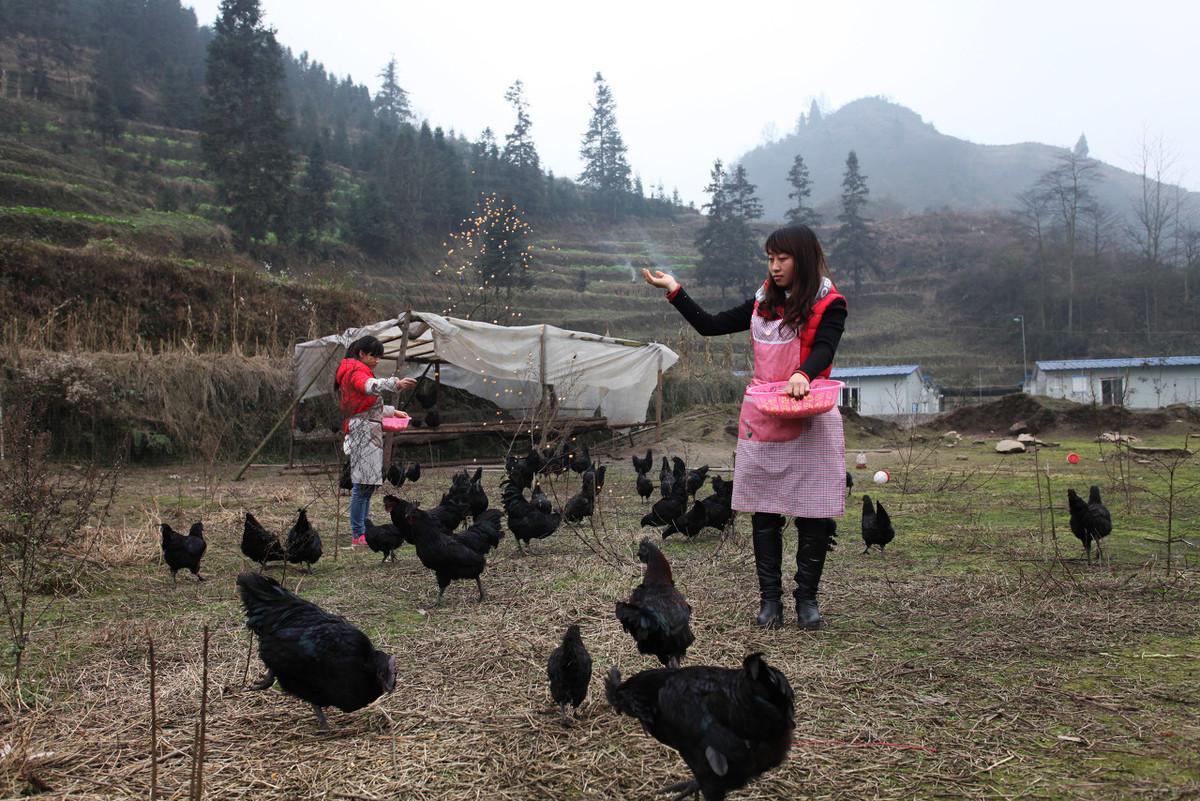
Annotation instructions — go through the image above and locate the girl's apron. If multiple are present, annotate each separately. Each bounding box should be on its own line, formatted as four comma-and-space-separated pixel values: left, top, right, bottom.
731, 292, 845, 519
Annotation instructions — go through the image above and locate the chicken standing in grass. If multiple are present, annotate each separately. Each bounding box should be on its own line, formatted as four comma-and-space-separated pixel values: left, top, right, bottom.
660, 457, 676, 498
860, 495, 894, 554
238, 572, 395, 733
636, 471, 655, 502
547, 624, 592, 723
605, 652, 794, 801
363, 515, 405, 563
502, 481, 561, 554
616, 539, 694, 668
632, 449, 654, 476
387, 497, 487, 605
1067, 486, 1113, 563
241, 512, 285, 567
160, 522, 206, 584
285, 508, 323, 571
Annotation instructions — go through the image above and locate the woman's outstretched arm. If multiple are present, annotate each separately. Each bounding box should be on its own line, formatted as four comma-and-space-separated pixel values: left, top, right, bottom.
643, 269, 753, 336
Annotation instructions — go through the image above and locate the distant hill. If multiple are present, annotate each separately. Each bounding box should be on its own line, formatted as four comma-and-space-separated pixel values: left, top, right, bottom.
738, 97, 1194, 221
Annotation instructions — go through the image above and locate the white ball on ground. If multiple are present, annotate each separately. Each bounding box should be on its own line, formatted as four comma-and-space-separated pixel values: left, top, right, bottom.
872, 470, 890, 484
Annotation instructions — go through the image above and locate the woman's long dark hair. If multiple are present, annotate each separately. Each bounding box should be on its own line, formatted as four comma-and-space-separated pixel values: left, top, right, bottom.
334, 335, 385, 391
757, 225, 831, 330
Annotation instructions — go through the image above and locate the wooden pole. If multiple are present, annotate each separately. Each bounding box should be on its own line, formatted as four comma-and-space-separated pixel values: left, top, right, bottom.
234, 342, 341, 481
655, 351, 664, 442
383, 311, 412, 470
148, 635, 158, 801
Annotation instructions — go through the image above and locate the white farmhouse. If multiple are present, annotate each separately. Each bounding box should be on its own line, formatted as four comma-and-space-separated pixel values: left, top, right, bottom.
1026, 357, 1200, 408
830, 364, 941, 417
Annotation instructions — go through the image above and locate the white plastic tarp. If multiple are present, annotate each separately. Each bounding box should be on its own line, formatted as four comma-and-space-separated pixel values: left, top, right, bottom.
292, 313, 677, 425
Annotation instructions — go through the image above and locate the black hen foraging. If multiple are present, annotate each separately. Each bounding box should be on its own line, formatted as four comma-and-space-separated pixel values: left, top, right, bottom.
388, 497, 487, 605
605, 653, 795, 801
285, 508, 323, 571
502, 481, 562, 554
363, 516, 405, 563
237, 572, 395, 732
860, 495, 895, 554
160, 522, 206, 584
547, 624, 593, 723
1067, 486, 1113, 563
642, 478, 689, 529
636, 471, 654, 502
616, 538, 694, 668
241, 512, 285, 567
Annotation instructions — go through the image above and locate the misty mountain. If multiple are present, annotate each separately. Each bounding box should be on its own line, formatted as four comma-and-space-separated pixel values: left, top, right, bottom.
738, 97, 1191, 221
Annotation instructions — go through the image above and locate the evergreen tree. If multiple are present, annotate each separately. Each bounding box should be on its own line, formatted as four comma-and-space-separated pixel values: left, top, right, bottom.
725, 165, 765, 294
808, 98, 822, 125
502, 79, 543, 214
830, 150, 880, 292
375, 56, 411, 125
292, 139, 333, 249
579, 71, 632, 218
201, 0, 293, 246
91, 82, 123, 144
694, 160, 736, 297
785, 153, 821, 226
1074, 133, 1089, 157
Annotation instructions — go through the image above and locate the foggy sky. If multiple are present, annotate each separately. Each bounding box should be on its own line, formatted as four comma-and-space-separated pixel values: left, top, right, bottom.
185, 0, 1200, 207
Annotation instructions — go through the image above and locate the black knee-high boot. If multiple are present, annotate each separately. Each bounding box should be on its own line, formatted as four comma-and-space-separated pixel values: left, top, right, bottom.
794, 517, 836, 629
751, 512, 785, 629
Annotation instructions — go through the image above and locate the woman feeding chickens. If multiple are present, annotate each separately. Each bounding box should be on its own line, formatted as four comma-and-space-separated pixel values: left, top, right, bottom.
335, 335, 417, 546
643, 224, 847, 630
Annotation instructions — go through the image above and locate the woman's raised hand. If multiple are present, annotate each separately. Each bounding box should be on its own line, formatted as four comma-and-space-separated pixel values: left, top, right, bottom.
642, 268, 679, 295
396, 377, 417, 391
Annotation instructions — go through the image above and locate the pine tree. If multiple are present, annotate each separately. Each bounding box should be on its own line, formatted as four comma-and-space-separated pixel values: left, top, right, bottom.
579, 71, 632, 219
808, 98, 822, 125
201, 0, 293, 246
293, 139, 333, 249
725, 165, 765, 294
785, 153, 821, 226
1074, 133, 1089, 157
694, 160, 736, 297
502, 80, 543, 214
830, 150, 879, 292
375, 56, 411, 125
91, 82, 122, 144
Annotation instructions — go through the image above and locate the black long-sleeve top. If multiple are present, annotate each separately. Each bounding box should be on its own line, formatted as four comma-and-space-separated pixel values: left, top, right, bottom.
668, 287, 847, 379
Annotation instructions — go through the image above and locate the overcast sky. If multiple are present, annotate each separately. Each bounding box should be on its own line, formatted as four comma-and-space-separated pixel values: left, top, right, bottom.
186, 0, 1199, 206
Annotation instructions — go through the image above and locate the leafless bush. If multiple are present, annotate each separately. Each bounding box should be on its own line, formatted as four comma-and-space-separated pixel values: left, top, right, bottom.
0, 402, 120, 698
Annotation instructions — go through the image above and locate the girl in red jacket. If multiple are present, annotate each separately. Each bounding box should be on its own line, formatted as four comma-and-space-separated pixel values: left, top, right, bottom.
644, 224, 847, 629
336, 336, 416, 545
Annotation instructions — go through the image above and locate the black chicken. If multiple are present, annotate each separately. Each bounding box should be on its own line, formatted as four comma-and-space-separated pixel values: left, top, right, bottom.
238, 572, 396, 732
506, 449, 539, 490
684, 465, 710, 498
569, 443, 593, 475
563, 470, 597, 523
454, 509, 505, 556
594, 464, 607, 490
430, 472, 473, 531
285, 508, 323, 571
385, 461, 422, 488
1067, 486, 1113, 563
467, 467, 489, 520
643, 479, 689, 528
424, 407, 442, 429
502, 481, 562, 554
605, 652, 795, 801
632, 448, 654, 476
845, 470, 854, 496
363, 517, 405, 563
616, 538, 694, 668
860, 495, 895, 554
659, 457, 676, 498
697, 478, 734, 533
672, 456, 687, 487
547, 624, 593, 723
636, 471, 654, 502
531, 482, 553, 514
241, 512, 285, 567
662, 502, 709, 540
388, 498, 487, 605
160, 522, 206, 584
414, 375, 438, 409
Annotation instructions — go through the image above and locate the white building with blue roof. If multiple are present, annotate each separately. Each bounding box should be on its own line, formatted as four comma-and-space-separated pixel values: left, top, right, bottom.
1027, 357, 1200, 408
830, 364, 942, 417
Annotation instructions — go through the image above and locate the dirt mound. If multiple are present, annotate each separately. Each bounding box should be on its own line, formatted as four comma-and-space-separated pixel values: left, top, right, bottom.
929, 393, 1200, 435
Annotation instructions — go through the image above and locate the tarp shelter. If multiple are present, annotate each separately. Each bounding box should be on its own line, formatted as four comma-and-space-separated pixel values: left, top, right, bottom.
293, 312, 678, 426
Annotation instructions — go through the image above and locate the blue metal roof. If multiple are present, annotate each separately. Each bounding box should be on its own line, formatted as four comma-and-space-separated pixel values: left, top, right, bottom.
831, 364, 920, 379
1035, 357, 1200, 371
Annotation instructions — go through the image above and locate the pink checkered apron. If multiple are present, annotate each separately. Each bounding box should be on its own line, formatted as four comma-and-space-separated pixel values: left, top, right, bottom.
731, 306, 846, 519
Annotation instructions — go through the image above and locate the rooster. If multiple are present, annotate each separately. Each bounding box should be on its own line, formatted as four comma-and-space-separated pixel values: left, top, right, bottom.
467, 467, 489, 520
632, 448, 653, 476
548, 624, 592, 724
605, 653, 794, 801
1067, 486, 1113, 563
238, 572, 395, 732
160, 522, 206, 584
502, 481, 561, 554
616, 539, 694, 668
659, 457, 675, 498
684, 465, 710, 499
860, 495, 894, 554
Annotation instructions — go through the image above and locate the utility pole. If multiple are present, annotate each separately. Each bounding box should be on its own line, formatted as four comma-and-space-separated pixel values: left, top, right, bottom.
1013, 315, 1028, 390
